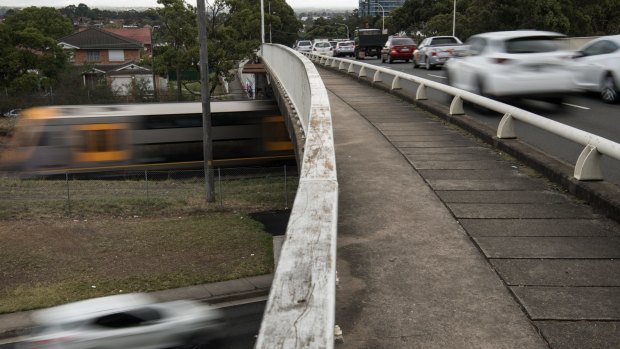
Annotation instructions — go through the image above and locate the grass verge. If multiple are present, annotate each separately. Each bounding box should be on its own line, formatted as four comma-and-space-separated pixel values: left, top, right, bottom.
0, 173, 296, 313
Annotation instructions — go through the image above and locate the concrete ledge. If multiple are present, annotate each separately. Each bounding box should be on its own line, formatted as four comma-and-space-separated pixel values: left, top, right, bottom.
319, 63, 620, 223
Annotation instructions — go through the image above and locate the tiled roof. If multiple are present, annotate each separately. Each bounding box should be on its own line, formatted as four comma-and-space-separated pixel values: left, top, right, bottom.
59, 27, 143, 50
104, 28, 151, 45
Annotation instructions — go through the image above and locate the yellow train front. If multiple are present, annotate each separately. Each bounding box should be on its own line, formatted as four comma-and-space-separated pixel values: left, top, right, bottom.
0, 101, 295, 175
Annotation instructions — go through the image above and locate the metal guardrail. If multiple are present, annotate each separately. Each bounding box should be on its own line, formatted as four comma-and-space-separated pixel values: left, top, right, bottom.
256, 44, 338, 348
305, 52, 620, 181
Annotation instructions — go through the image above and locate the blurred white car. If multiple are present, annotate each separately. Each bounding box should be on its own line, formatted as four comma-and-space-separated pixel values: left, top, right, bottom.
312, 41, 333, 56
445, 30, 576, 104
572, 35, 620, 103
18, 293, 224, 349
295, 40, 312, 53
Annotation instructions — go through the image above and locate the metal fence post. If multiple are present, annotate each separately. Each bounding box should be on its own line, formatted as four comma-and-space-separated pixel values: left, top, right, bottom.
218, 168, 223, 207
145, 170, 149, 203
65, 172, 71, 212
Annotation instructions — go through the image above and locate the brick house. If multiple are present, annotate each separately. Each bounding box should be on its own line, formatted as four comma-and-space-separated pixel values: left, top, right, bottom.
58, 27, 165, 96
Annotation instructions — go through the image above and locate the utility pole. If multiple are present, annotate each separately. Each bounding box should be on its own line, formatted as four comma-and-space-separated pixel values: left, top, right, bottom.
269, 1, 272, 44
196, 0, 214, 202
452, 0, 456, 36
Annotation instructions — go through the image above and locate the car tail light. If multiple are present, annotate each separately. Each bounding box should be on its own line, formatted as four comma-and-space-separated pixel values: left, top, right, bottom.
492, 57, 511, 64
431, 49, 437, 56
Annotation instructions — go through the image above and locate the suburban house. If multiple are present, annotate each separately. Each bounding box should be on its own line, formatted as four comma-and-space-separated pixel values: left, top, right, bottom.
58, 27, 165, 96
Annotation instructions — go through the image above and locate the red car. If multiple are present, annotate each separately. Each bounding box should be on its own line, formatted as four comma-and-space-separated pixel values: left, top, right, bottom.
381, 36, 417, 63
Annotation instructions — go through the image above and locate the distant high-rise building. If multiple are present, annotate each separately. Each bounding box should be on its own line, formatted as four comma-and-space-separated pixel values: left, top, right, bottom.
359, 0, 405, 17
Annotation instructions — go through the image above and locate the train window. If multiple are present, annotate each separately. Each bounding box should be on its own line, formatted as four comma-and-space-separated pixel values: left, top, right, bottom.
74, 124, 130, 162
143, 114, 202, 129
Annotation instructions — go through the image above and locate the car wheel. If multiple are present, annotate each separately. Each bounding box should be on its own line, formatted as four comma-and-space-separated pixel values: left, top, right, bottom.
413, 57, 419, 68
381, 55, 386, 63
601, 74, 619, 104
388, 55, 393, 64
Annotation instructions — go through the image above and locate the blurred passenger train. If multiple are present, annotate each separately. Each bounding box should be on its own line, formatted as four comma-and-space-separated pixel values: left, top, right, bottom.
0, 101, 294, 175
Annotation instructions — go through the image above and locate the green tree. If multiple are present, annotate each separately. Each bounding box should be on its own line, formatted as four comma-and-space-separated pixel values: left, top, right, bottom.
155, 0, 198, 101
0, 7, 70, 96
3, 6, 73, 39
155, 0, 298, 97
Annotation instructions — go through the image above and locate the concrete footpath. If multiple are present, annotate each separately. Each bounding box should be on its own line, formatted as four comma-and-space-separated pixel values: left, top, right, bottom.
322, 67, 620, 349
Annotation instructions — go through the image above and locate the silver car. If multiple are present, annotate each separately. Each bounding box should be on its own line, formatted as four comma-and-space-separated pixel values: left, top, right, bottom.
572, 35, 620, 103
334, 41, 355, 57
18, 293, 224, 349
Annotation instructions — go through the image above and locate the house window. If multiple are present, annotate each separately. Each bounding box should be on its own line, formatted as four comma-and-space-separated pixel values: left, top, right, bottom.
109, 50, 125, 62
87, 50, 101, 62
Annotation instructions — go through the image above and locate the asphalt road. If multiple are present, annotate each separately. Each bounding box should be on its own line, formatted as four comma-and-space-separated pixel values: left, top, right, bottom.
336, 56, 620, 186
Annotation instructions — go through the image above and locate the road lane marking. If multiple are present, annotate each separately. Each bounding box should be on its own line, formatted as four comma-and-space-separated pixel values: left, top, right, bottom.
562, 103, 590, 110
427, 74, 446, 79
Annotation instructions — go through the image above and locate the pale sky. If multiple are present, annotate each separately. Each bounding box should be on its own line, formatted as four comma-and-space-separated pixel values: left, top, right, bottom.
1, 0, 358, 9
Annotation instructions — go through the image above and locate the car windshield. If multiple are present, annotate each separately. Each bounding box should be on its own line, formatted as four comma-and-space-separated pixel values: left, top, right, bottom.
315, 42, 331, 48
505, 37, 561, 53
298, 41, 311, 47
339, 42, 353, 47
392, 38, 414, 45
433, 37, 459, 45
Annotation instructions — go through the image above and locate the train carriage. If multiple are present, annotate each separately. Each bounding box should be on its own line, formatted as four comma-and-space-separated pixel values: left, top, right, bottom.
0, 101, 294, 175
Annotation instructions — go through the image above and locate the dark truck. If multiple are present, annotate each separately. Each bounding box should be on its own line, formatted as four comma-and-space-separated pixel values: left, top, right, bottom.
354, 29, 389, 60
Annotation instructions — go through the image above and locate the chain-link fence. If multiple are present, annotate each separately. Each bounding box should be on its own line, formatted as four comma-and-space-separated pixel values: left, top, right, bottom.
0, 166, 298, 218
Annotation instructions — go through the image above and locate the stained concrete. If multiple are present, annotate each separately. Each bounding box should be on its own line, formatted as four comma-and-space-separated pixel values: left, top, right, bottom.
319, 67, 620, 349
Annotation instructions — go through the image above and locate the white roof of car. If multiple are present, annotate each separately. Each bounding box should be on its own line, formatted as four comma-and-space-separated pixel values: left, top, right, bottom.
473, 30, 566, 40
585, 34, 620, 45
33, 293, 156, 324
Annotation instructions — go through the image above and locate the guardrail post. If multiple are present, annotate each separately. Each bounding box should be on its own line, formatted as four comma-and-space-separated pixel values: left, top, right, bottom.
338, 61, 345, 70
449, 95, 465, 115
497, 113, 517, 139
331, 59, 338, 68
347, 62, 355, 73
373, 70, 381, 83
574, 144, 603, 180
415, 83, 427, 100
359, 66, 367, 77
391, 76, 401, 90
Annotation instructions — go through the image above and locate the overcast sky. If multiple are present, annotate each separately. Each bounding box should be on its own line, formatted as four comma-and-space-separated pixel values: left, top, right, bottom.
2, 0, 358, 9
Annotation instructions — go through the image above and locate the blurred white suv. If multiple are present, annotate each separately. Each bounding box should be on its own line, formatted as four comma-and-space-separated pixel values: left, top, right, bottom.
445, 30, 576, 104
572, 35, 620, 103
